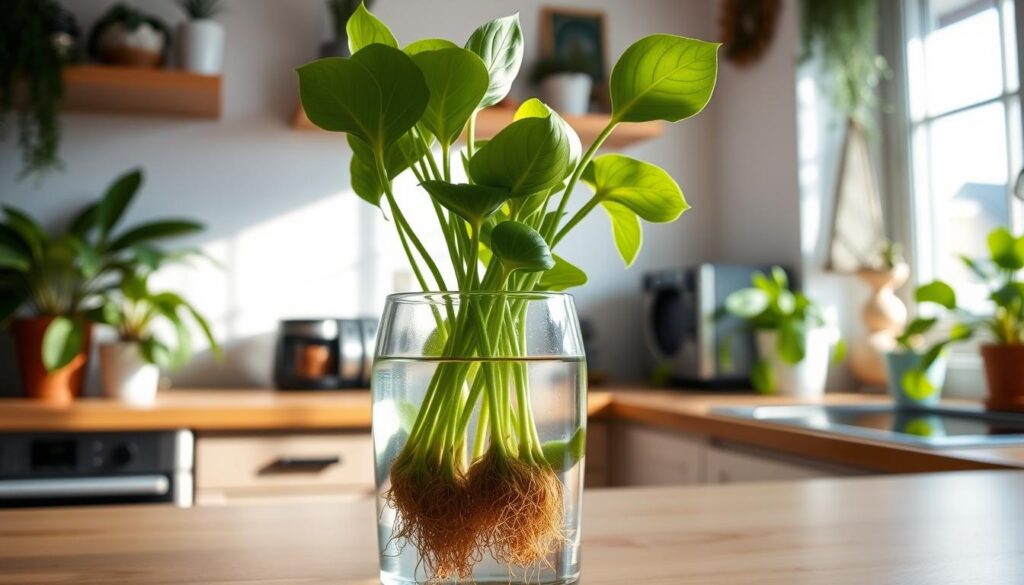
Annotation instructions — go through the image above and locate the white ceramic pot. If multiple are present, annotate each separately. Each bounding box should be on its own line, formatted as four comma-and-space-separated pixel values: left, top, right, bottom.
177, 19, 225, 74
540, 73, 592, 115
756, 328, 832, 399
99, 342, 160, 404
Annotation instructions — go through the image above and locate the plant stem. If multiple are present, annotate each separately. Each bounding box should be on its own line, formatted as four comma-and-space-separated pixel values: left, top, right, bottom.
544, 120, 618, 243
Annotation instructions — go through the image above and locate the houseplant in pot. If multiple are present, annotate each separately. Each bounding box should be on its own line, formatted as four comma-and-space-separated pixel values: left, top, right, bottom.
88, 4, 171, 68
297, 4, 718, 583
530, 52, 595, 115
884, 280, 961, 408
906, 227, 1024, 412
92, 265, 220, 404
176, 0, 225, 75
724, 267, 843, 397
0, 168, 203, 402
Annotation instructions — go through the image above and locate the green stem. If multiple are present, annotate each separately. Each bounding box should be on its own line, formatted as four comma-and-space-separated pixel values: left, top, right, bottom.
544, 120, 618, 242
553, 195, 601, 247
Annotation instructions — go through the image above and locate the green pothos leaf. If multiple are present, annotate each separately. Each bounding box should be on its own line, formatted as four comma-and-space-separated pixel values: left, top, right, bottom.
538, 254, 588, 291
346, 3, 398, 54
602, 201, 641, 267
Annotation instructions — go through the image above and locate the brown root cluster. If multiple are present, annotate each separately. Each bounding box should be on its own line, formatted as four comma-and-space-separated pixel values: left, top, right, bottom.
385, 450, 565, 581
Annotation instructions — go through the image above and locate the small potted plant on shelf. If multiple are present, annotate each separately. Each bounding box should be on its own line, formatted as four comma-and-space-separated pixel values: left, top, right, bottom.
88, 3, 171, 68
176, 0, 225, 75
907, 227, 1024, 411
529, 51, 596, 115
0, 168, 203, 403
884, 281, 960, 408
723, 266, 843, 397
92, 265, 220, 404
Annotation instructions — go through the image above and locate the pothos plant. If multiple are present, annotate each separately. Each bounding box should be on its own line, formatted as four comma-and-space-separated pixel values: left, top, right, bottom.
0, 168, 204, 372
904, 227, 1024, 396
297, 4, 718, 580
723, 266, 844, 393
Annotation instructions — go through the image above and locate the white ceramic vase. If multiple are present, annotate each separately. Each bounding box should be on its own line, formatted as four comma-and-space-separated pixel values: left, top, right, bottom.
177, 19, 225, 74
100, 342, 160, 404
756, 328, 832, 399
540, 73, 592, 116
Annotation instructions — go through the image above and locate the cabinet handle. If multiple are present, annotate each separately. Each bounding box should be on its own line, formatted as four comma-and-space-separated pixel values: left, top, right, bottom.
262, 455, 341, 474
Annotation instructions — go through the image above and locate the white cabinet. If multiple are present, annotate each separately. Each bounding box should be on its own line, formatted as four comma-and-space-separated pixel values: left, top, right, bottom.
609, 423, 706, 486
704, 444, 857, 484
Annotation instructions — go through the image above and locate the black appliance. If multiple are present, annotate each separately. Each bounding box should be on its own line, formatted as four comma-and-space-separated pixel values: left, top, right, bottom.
643, 263, 784, 387
274, 318, 377, 390
0, 430, 193, 508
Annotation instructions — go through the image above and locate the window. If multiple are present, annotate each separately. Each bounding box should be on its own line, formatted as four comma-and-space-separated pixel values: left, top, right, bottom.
904, 0, 1022, 313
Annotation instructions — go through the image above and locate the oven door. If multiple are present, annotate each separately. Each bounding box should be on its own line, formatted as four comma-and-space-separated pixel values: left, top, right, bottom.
0, 472, 191, 508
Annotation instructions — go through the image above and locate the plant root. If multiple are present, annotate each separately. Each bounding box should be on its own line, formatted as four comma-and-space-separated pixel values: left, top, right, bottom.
385, 455, 480, 580
466, 450, 565, 570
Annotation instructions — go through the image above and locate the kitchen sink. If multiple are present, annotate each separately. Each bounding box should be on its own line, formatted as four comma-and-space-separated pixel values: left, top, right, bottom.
712, 404, 1024, 449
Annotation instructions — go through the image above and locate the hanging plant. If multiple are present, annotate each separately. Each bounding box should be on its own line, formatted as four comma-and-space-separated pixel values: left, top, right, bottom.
799, 0, 888, 127
0, 0, 66, 179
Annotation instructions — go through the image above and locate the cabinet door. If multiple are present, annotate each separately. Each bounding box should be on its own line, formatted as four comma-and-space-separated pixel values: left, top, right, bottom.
610, 423, 705, 486
704, 444, 850, 484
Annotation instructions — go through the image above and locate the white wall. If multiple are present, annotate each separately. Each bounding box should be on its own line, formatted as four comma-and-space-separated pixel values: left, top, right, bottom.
0, 0, 717, 391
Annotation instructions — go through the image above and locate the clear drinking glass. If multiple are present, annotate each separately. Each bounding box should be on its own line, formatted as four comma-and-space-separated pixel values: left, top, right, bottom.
372, 292, 586, 585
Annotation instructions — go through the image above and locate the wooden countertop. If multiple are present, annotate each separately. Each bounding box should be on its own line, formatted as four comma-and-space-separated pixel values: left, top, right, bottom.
2, 388, 1024, 472
2, 470, 1022, 584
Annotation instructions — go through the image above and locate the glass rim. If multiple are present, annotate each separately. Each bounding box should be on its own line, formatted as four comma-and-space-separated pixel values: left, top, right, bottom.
385, 291, 573, 304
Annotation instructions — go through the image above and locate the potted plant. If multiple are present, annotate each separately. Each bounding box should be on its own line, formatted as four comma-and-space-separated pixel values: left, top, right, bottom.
724, 267, 843, 397
1, 0, 67, 179
176, 0, 225, 75
93, 266, 220, 404
0, 168, 203, 402
884, 280, 958, 408
850, 240, 910, 386
907, 227, 1024, 411
321, 0, 372, 57
529, 52, 596, 115
88, 4, 170, 68
297, 4, 717, 582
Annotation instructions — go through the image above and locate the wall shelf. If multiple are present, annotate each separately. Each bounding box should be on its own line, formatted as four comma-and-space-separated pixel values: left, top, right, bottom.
63, 65, 222, 119
293, 106, 663, 149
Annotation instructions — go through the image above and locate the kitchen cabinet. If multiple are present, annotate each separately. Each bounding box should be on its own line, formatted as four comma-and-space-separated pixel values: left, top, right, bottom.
704, 443, 863, 484
609, 423, 707, 486
585, 421, 610, 487
194, 432, 374, 505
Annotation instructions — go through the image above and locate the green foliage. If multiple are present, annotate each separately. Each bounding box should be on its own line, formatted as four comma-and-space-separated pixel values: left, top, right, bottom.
465, 14, 524, 108
469, 116, 570, 198
327, 0, 372, 39
610, 34, 720, 124
411, 48, 489, 145
537, 255, 587, 291
723, 266, 839, 393
177, 0, 223, 19
490, 221, 554, 275
0, 168, 207, 371
1, 0, 65, 179
420, 182, 510, 225
345, 2, 397, 54
800, 0, 888, 127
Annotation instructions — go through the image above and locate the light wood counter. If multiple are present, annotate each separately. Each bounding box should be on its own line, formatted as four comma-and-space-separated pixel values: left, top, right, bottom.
2, 470, 1022, 584
1, 388, 1023, 473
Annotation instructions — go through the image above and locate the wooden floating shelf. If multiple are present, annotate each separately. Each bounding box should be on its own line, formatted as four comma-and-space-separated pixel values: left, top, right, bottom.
63, 65, 222, 119
293, 105, 663, 149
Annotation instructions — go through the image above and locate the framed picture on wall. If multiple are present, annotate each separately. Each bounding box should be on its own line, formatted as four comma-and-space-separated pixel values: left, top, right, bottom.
540, 7, 609, 105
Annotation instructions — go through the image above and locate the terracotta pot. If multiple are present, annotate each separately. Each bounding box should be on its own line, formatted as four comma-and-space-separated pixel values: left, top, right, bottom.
12, 317, 92, 404
981, 344, 1024, 412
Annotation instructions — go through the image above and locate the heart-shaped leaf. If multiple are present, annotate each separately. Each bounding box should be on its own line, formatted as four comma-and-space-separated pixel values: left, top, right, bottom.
514, 98, 582, 172
411, 48, 489, 145
915, 280, 956, 310
583, 154, 688, 222
42, 317, 84, 372
611, 34, 719, 123
602, 201, 642, 267
97, 168, 142, 238
465, 14, 524, 108
420, 181, 510, 224
490, 221, 554, 273
776, 319, 806, 365
405, 38, 459, 56
347, 134, 419, 206
346, 3, 398, 54
469, 116, 570, 198
725, 288, 770, 318
538, 254, 588, 291
987, 227, 1024, 270
297, 45, 428, 150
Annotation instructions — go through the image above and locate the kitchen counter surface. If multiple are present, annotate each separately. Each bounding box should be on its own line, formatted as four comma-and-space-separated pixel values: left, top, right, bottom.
2, 388, 1023, 472
2, 470, 1022, 584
